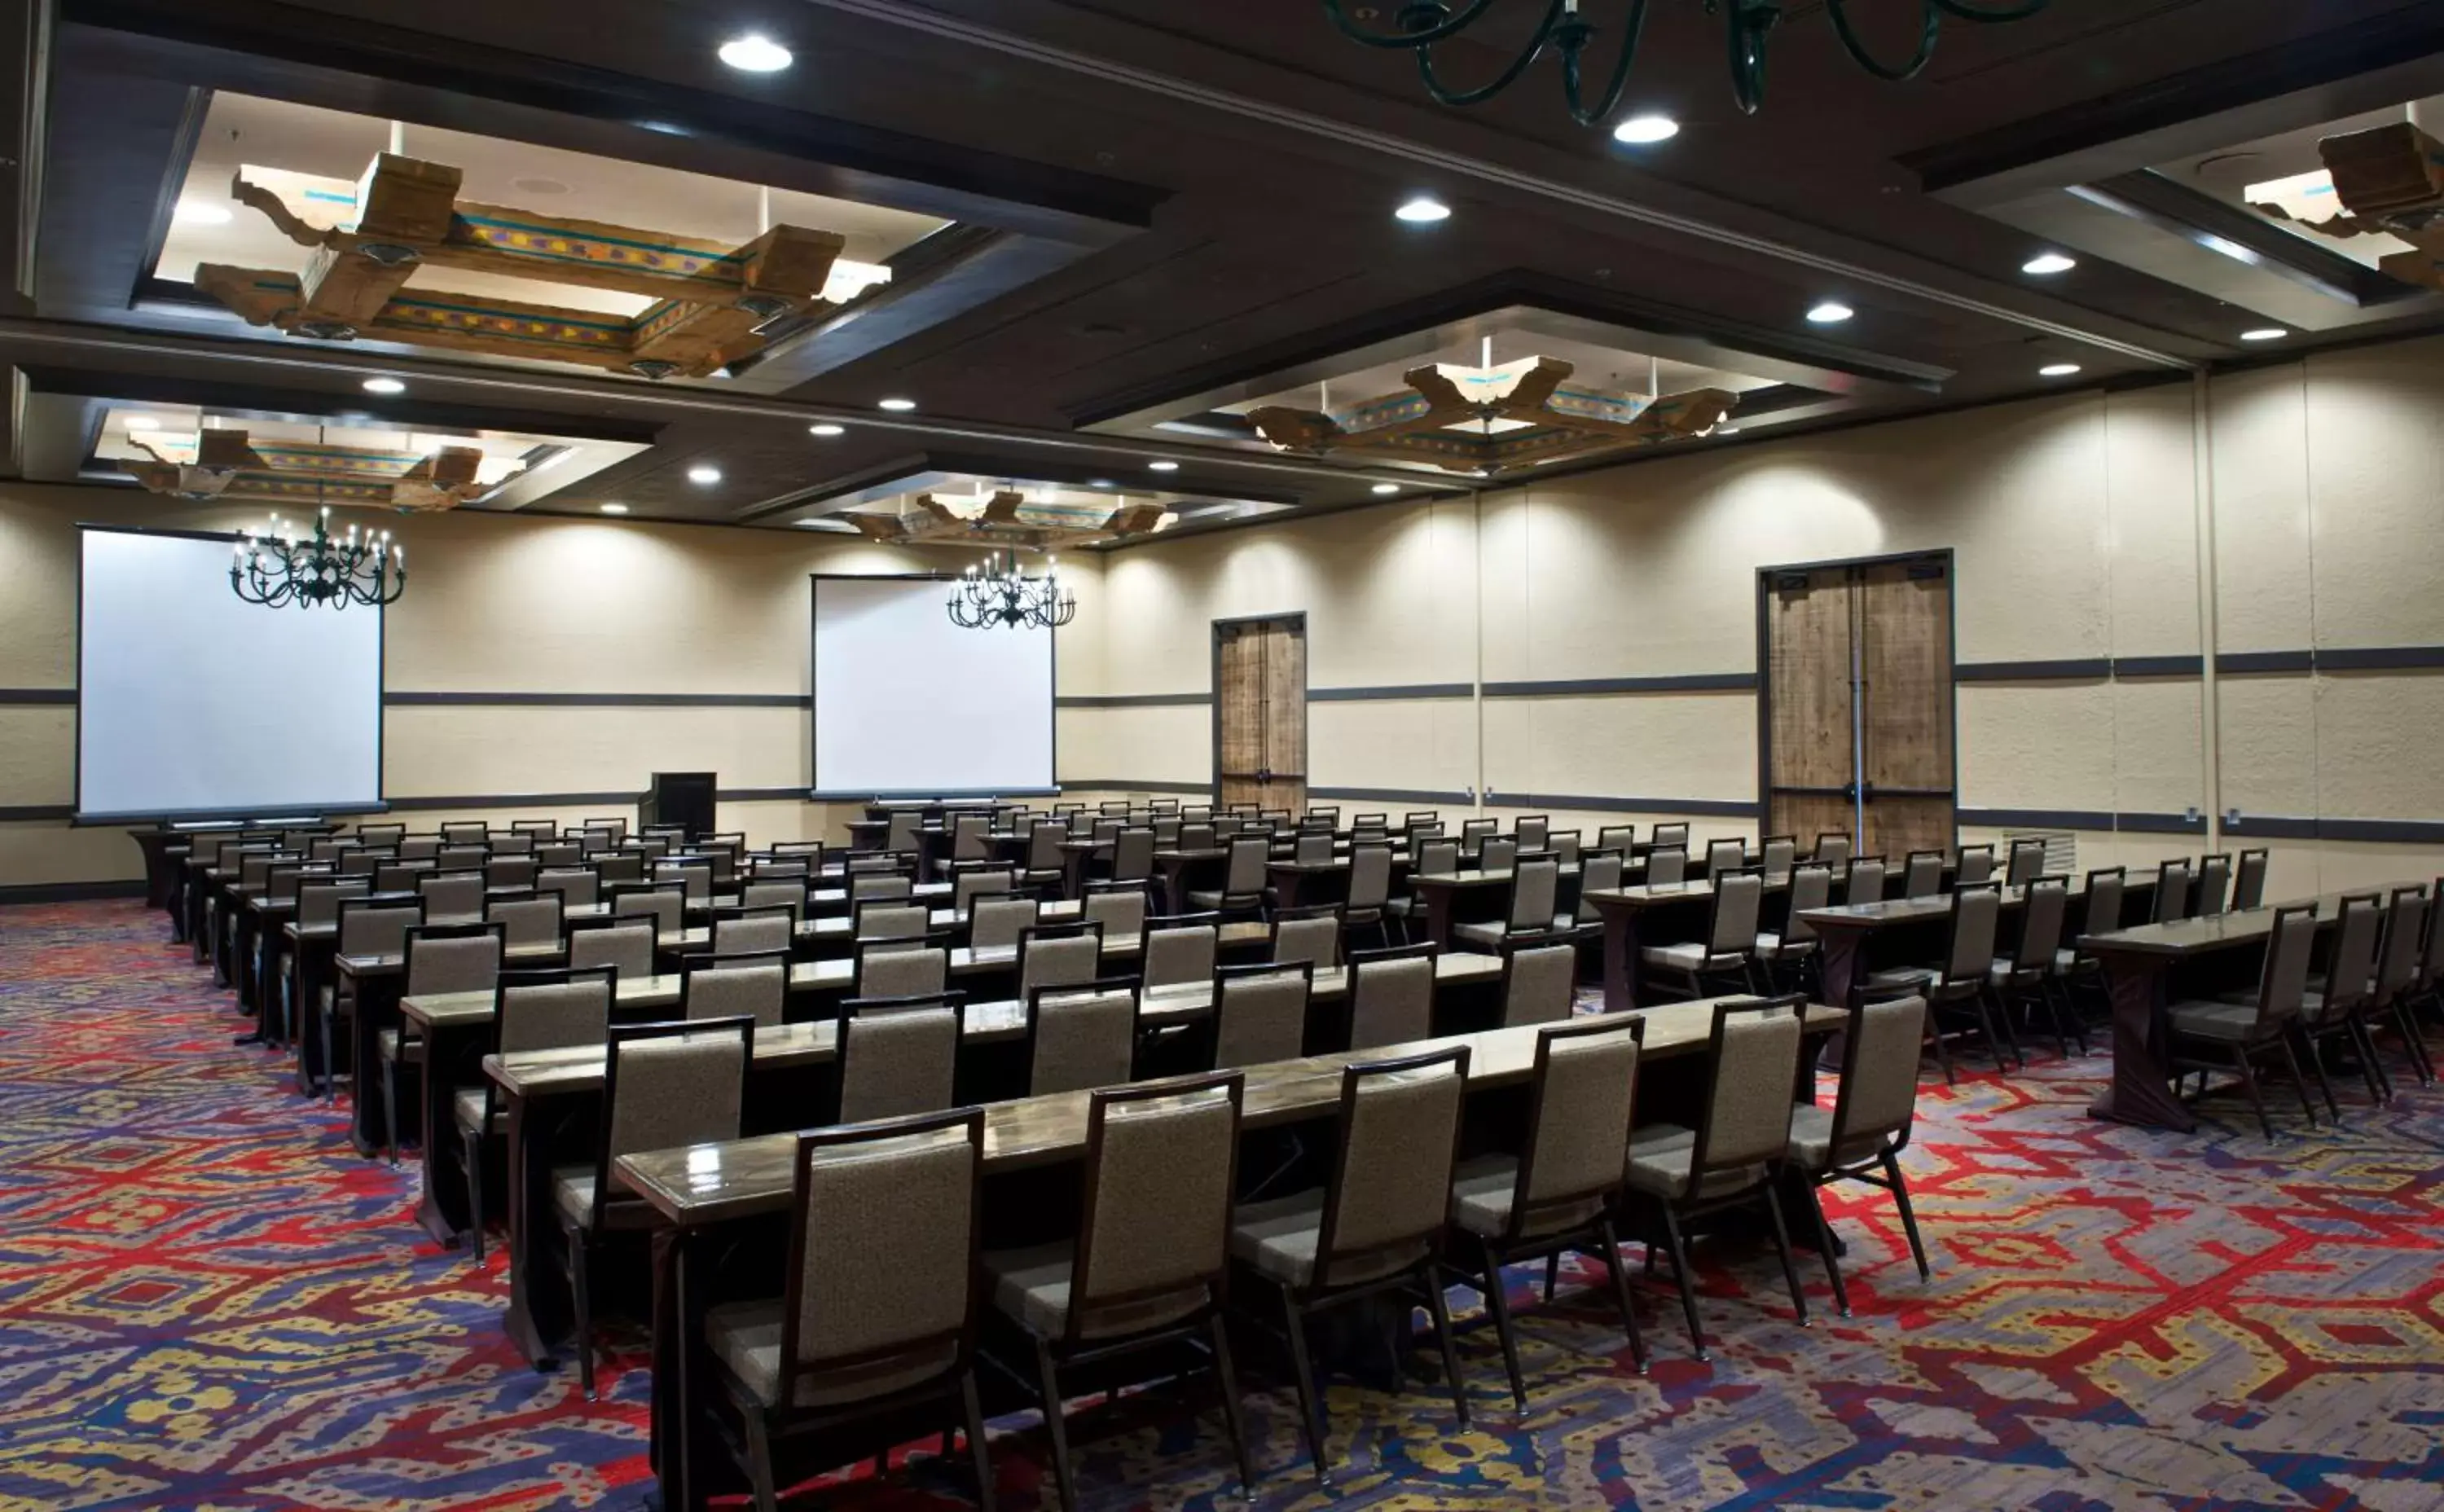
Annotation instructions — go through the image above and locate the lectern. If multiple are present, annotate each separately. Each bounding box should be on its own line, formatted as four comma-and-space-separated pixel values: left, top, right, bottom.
642, 771, 718, 841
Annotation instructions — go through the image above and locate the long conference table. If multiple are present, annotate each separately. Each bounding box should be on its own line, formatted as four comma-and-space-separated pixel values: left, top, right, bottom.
412, 951, 1512, 1365
609, 993, 1846, 1512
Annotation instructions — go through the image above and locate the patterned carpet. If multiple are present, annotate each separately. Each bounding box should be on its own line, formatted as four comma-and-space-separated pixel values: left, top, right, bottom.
5, 899, 2444, 1511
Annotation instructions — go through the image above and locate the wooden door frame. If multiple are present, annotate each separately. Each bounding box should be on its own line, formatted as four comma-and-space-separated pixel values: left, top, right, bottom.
1211, 611, 1308, 807
1753, 548, 1957, 847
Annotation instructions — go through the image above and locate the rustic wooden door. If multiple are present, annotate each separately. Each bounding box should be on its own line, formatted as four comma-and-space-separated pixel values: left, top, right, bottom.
1215, 616, 1307, 815
1760, 554, 1954, 859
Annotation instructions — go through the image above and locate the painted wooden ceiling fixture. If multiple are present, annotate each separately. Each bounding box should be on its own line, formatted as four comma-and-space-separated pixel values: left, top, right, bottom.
128, 428, 508, 512
2254, 122, 2444, 293
194, 152, 846, 379
1246, 356, 1737, 475
848, 490, 1169, 550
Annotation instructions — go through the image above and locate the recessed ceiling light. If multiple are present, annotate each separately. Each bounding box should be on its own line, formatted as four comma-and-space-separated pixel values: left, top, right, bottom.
1611, 114, 1679, 145
1089, 479, 1114, 488
173, 200, 231, 226
599, 503, 629, 514
1715, 425, 1743, 435
793, 518, 826, 527
717, 33, 793, 72
688, 464, 723, 485
807, 423, 846, 437
2040, 363, 2082, 377
877, 398, 916, 412
2240, 327, 2289, 342
361, 377, 405, 395
1806, 302, 1854, 324
1395, 196, 1452, 224
1147, 459, 1179, 472
1371, 482, 1400, 495
2022, 253, 2077, 275
123, 415, 159, 430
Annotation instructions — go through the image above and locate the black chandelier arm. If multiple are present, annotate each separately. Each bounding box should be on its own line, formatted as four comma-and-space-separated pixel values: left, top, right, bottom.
1324, 0, 1508, 50
1558, 0, 1652, 126
1931, 0, 2047, 20
1724, 0, 1782, 115
1822, 0, 1940, 82
1415, 14, 1558, 108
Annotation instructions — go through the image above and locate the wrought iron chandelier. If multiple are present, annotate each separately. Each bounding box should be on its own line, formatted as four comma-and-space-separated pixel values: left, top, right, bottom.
230, 504, 407, 609
946, 552, 1075, 631
1322, 0, 2050, 121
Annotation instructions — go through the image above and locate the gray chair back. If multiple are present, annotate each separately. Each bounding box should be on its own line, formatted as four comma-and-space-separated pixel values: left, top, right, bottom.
1760, 836, 1797, 882
440, 822, 489, 846
337, 899, 422, 960
2195, 854, 2233, 916
1684, 998, 1805, 1199
1903, 851, 1945, 899
1415, 839, 1460, 877
1953, 846, 1994, 886
1646, 847, 1687, 887
1222, 835, 1268, 894
1027, 821, 1069, 871
1027, 982, 1139, 1094
535, 842, 585, 868
1272, 912, 1340, 969
1507, 1018, 1642, 1234
2376, 886, 2429, 1000
1514, 815, 1549, 851
1460, 818, 1497, 858
1783, 864, 1832, 943
497, 969, 614, 1055
885, 811, 924, 854
954, 867, 1019, 912
539, 868, 601, 908
1180, 823, 1218, 850
859, 945, 948, 1000
837, 999, 960, 1123
683, 956, 787, 1027
2319, 896, 2384, 1016
1813, 833, 1852, 868
2084, 868, 2125, 934
2013, 877, 2068, 969
596, 853, 645, 885
1509, 858, 1561, 930
1819, 995, 1926, 1167
406, 923, 504, 997
1944, 886, 2003, 983
952, 813, 991, 861
1084, 887, 1148, 942
1845, 857, 1886, 906
487, 857, 538, 889
1501, 942, 1577, 1027
613, 886, 684, 936
419, 871, 486, 924
1019, 925, 1105, 997
591, 1019, 752, 1226
1596, 824, 1637, 853
2248, 904, 2320, 1033
1479, 837, 1519, 873
1349, 950, 1435, 1049
2154, 861, 2195, 923
1708, 870, 1765, 955
356, 823, 406, 849
1063, 1072, 1242, 1343
489, 892, 564, 952
969, 894, 1041, 952
714, 908, 794, 956
1112, 827, 1156, 881
1211, 963, 1312, 1069
1295, 833, 1334, 865
299, 877, 371, 928
1315, 1048, 1469, 1289
2232, 848, 2270, 910
2421, 879, 2444, 989
1576, 851, 1624, 921
851, 872, 914, 903
2006, 839, 2047, 887
1347, 846, 1393, 911
738, 881, 803, 916
568, 920, 654, 982
1705, 837, 1747, 881
1144, 924, 1218, 989
1548, 830, 1581, 866
338, 848, 385, 877
857, 903, 932, 943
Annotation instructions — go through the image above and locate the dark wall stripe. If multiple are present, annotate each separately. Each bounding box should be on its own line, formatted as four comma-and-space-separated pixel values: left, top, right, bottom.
1053, 778, 1214, 795
0, 688, 75, 705
2224, 814, 2322, 840
0, 804, 77, 822
1054, 693, 1211, 709
2308, 646, 2444, 672
1308, 785, 1477, 806
1483, 674, 1756, 698
386, 692, 810, 709
2217, 650, 2315, 675
2117, 811, 2213, 836
385, 786, 814, 812
1485, 791, 1761, 818
1955, 659, 2114, 683
1308, 683, 1475, 702
2112, 655, 2207, 679
0, 880, 146, 903
2314, 817, 2444, 845
1955, 807, 2124, 831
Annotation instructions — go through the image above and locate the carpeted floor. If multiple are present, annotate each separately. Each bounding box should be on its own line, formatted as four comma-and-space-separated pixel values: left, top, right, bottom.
5, 899, 2443, 1511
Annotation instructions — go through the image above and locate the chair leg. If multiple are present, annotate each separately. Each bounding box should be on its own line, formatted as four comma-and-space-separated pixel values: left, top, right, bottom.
2231, 1047, 2276, 1142
380, 1057, 401, 1167
1476, 1238, 1528, 1413
2051, 978, 2091, 1056
321, 1003, 340, 1105
1593, 1217, 1648, 1374
1656, 1205, 1709, 1360
1031, 1338, 1079, 1512
1278, 1289, 1330, 1483
2341, 1021, 2390, 1105
462, 1127, 486, 1261
1802, 1180, 1852, 1318
1925, 1014, 1957, 1087
1207, 1314, 1255, 1499
1419, 1264, 1471, 1431
1760, 1183, 1810, 1327
2270, 1032, 2319, 1130
960, 1367, 997, 1512
1879, 1149, 1933, 1280
565, 1224, 596, 1400
740, 1404, 781, 1512
2351, 1017, 2396, 1104
2293, 1024, 2342, 1121
1542, 1251, 1560, 1303
2390, 1003, 2437, 1085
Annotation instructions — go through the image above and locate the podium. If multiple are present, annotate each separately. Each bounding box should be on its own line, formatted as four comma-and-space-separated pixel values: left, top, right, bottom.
642, 771, 718, 841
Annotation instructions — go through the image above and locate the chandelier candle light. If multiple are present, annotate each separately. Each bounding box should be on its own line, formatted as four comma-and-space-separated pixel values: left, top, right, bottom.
230, 505, 407, 609
947, 552, 1075, 630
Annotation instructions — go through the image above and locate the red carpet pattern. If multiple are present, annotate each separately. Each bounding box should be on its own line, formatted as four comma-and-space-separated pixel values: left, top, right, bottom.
4, 899, 2443, 1510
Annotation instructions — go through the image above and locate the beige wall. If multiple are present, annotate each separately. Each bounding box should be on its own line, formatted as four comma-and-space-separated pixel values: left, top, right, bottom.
8, 334, 2443, 897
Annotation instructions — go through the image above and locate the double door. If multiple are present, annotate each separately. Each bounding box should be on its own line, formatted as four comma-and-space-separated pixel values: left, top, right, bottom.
1761, 554, 1955, 861
1215, 615, 1307, 815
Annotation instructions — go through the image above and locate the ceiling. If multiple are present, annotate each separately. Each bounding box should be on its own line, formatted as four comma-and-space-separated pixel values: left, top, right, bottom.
5, 0, 2441, 543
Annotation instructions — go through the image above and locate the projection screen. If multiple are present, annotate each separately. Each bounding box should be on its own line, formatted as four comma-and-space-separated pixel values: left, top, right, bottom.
811, 574, 1055, 797
77, 526, 385, 820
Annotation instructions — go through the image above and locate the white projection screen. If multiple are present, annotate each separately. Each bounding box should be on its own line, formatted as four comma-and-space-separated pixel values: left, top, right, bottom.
812, 574, 1055, 797
77, 527, 385, 820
